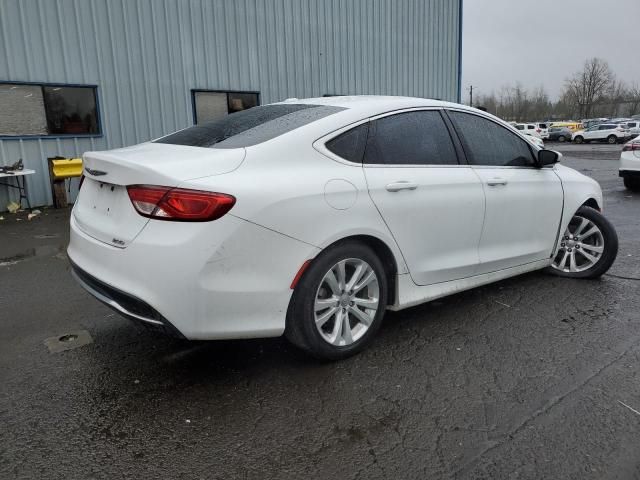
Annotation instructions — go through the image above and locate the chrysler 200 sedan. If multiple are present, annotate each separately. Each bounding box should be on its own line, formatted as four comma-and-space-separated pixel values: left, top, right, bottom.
68, 96, 618, 360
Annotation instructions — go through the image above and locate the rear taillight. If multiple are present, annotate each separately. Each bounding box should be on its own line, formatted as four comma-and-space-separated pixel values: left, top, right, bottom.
536, 128, 541, 133
623, 143, 640, 152
127, 185, 235, 221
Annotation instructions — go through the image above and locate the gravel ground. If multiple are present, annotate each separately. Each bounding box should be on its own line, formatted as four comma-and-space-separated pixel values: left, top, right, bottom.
1, 143, 639, 479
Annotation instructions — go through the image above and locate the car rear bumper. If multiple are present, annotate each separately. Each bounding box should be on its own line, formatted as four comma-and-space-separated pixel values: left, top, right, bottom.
70, 261, 186, 338
68, 211, 319, 340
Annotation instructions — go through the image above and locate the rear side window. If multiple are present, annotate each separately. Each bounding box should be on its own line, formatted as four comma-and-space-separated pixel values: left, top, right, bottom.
363, 110, 458, 165
155, 104, 345, 149
325, 124, 369, 163
448, 111, 535, 167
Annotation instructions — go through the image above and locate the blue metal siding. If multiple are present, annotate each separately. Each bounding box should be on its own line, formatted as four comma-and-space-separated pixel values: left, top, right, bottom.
0, 0, 461, 208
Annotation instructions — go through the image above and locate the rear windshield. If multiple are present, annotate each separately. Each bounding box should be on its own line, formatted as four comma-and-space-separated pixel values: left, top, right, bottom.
155, 104, 345, 148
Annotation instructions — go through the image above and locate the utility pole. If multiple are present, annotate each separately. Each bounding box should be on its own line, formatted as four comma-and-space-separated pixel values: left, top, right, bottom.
469, 85, 473, 107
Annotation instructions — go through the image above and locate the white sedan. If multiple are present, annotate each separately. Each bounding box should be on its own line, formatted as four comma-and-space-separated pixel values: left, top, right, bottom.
68, 96, 619, 360
620, 137, 640, 190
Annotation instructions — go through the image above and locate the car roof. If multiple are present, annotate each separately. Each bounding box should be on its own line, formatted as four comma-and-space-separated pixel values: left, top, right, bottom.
275, 95, 473, 120
268, 95, 492, 137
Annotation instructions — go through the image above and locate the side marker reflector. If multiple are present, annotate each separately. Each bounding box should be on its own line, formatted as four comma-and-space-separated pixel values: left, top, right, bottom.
290, 260, 312, 289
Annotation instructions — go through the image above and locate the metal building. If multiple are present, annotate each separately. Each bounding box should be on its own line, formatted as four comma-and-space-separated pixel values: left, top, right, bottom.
0, 0, 463, 209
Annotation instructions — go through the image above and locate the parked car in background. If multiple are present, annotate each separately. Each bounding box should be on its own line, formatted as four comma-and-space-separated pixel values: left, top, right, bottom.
548, 127, 573, 143
624, 120, 640, 138
551, 121, 583, 132
620, 137, 640, 191
67, 96, 618, 360
572, 123, 631, 144
535, 122, 550, 139
609, 118, 633, 124
582, 118, 609, 129
514, 123, 542, 138
524, 134, 545, 148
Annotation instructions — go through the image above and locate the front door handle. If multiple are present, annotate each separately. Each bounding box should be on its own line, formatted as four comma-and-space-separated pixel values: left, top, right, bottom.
386, 181, 418, 192
486, 177, 508, 187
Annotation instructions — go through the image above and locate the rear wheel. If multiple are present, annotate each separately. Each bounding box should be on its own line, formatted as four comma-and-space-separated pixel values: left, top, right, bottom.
574, 136, 583, 144
285, 242, 388, 360
558, 135, 566, 143
624, 176, 640, 191
547, 206, 618, 279
607, 135, 618, 144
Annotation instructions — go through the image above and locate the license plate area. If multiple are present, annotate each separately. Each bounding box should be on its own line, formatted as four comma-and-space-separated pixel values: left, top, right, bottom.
73, 179, 149, 248
87, 180, 127, 218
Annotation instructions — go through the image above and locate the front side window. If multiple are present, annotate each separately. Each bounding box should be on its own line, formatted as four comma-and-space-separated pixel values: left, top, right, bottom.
192, 90, 259, 124
0, 83, 99, 136
363, 110, 458, 165
448, 111, 535, 167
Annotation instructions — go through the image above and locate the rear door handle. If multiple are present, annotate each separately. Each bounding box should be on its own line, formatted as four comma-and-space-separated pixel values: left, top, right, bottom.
385, 181, 418, 192
486, 177, 508, 187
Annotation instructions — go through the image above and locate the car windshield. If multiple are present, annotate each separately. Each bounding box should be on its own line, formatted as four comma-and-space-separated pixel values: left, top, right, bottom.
154, 103, 345, 148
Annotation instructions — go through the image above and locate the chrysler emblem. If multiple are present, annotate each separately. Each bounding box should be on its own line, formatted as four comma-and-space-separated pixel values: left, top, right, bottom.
85, 167, 108, 176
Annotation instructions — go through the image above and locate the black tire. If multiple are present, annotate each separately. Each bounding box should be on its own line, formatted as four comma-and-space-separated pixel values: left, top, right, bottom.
624, 176, 640, 191
607, 135, 617, 144
558, 135, 566, 143
285, 241, 388, 360
574, 136, 583, 144
546, 206, 618, 279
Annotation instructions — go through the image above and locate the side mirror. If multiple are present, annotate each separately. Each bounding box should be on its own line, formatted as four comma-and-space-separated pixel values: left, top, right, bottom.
536, 149, 560, 168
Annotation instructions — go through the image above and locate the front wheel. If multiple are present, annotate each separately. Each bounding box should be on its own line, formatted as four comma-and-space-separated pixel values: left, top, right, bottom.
574, 136, 583, 144
285, 242, 388, 360
558, 135, 566, 143
547, 206, 618, 279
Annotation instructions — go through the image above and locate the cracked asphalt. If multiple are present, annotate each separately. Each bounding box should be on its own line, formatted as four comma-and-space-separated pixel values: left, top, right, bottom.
1, 143, 639, 479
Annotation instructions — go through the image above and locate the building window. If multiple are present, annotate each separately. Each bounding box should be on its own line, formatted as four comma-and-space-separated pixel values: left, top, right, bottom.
192, 90, 259, 124
0, 82, 100, 137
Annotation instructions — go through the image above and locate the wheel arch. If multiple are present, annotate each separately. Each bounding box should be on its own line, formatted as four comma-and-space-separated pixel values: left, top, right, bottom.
581, 197, 601, 211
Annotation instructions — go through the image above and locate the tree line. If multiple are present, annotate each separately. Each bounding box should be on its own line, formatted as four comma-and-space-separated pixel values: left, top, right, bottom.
474, 58, 640, 122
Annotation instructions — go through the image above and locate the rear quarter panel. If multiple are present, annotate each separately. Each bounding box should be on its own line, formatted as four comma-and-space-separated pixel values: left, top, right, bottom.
181, 133, 409, 274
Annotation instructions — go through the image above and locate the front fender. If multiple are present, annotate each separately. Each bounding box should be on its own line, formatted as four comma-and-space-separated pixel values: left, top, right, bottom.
553, 164, 604, 255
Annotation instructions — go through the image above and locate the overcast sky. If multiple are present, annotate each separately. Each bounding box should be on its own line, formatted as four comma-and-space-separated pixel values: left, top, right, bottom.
461, 0, 640, 102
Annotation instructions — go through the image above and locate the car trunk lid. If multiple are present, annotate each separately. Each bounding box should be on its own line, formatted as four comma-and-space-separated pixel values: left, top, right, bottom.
73, 143, 245, 248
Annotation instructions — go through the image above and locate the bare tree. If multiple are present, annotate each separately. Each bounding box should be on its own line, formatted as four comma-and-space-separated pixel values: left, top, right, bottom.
627, 83, 640, 117
564, 58, 614, 118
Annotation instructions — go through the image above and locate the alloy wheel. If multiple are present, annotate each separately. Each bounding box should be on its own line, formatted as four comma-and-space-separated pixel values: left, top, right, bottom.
551, 215, 605, 273
314, 258, 380, 346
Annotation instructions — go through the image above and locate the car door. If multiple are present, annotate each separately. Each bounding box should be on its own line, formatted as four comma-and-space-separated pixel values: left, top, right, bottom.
363, 109, 485, 285
447, 110, 564, 273
583, 126, 598, 140
596, 125, 611, 140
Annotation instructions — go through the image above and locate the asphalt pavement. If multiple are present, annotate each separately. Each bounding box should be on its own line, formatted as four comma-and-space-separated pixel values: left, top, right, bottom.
1, 143, 639, 479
